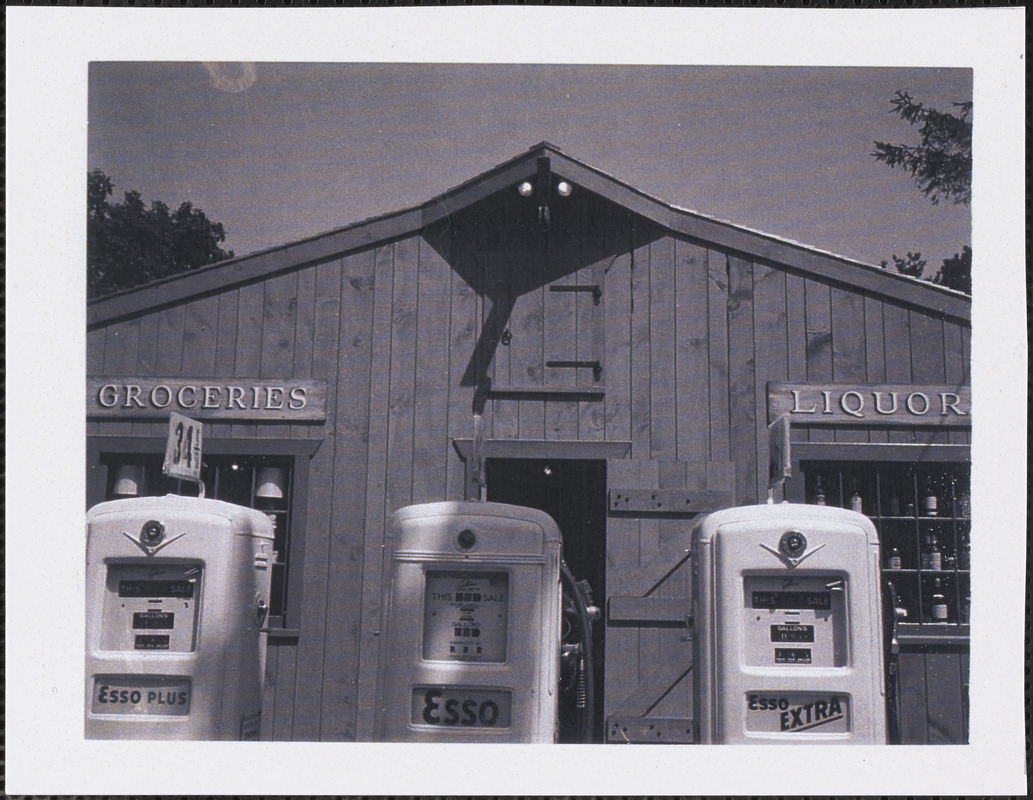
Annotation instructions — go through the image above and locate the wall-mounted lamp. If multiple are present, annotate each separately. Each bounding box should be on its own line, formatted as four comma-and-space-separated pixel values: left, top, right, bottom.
256, 467, 285, 500
114, 464, 144, 496
514, 178, 573, 199
515, 158, 574, 229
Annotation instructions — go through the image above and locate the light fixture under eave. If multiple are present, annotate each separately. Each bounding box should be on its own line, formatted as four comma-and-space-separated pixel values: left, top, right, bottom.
556, 180, 572, 197
517, 180, 534, 197
114, 464, 144, 496
256, 467, 285, 500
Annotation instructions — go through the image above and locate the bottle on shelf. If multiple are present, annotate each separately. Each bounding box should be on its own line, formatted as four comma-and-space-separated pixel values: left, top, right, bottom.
813, 475, 826, 506
921, 476, 938, 517
849, 480, 863, 513
930, 577, 949, 622
887, 487, 901, 516
921, 533, 942, 570
958, 529, 971, 570
943, 530, 957, 570
887, 546, 903, 570
956, 492, 971, 519
960, 592, 970, 624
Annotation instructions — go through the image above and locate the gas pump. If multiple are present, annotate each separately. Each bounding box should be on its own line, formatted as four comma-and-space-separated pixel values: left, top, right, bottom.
691, 503, 887, 744
85, 495, 274, 740
374, 501, 567, 742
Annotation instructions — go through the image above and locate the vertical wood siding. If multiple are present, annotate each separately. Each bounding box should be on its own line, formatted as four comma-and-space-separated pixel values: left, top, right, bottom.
628, 229, 653, 460
898, 649, 969, 743
726, 255, 756, 502
752, 263, 789, 498
830, 287, 867, 446
674, 241, 710, 466
87, 187, 969, 741
316, 251, 375, 740
864, 295, 889, 445
293, 258, 344, 739
603, 243, 632, 444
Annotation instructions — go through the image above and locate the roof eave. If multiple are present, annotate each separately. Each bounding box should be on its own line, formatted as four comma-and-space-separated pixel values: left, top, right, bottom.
87, 143, 970, 329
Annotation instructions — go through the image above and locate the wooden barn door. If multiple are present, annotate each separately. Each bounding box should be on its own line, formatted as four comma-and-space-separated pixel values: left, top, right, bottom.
603, 458, 734, 744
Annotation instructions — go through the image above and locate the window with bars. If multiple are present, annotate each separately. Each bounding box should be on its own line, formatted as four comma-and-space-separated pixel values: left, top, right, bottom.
798, 459, 970, 628
99, 452, 295, 620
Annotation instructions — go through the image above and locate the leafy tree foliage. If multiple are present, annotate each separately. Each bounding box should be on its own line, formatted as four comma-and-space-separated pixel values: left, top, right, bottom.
881, 245, 970, 295
932, 245, 971, 295
873, 91, 972, 295
879, 251, 927, 279
872, 90, 972, 206
88, 169, 234, 298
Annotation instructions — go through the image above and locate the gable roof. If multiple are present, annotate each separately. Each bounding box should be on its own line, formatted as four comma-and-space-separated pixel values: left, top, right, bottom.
87, 141, 971, 329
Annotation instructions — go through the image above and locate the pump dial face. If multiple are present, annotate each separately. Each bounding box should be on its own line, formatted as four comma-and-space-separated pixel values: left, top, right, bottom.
422, 570, 509, 663
742, 573, 847, 668
101, 562, 202, 653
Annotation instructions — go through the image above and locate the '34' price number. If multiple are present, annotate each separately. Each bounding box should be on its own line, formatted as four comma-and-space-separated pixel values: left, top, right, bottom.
163, 412, 203, 482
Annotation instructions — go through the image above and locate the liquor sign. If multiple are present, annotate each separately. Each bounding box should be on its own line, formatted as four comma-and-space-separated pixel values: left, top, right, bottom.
88, 377, 328, 421
767, 383, 970, 426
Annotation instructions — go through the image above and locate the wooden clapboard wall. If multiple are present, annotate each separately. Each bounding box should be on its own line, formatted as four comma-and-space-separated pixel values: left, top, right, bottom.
86, 173, 970, 741
87, 253, 379, 741
898, 647, 969, 743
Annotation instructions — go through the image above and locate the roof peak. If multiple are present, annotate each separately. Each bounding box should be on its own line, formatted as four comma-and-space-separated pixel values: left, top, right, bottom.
527, 140, 562, 153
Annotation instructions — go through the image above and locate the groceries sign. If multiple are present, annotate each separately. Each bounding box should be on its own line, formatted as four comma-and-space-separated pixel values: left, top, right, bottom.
767, 383, 970, 426
87, 377, 327, 421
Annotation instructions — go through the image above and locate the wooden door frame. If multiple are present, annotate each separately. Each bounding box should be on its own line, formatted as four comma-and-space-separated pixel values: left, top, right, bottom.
453, 438, 632, 500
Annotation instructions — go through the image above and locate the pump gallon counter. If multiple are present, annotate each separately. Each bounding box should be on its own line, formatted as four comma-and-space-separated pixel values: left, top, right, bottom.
85, 495, 274, 740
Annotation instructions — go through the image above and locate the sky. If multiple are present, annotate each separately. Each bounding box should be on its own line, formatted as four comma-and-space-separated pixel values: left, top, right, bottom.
88, 63, 972, 271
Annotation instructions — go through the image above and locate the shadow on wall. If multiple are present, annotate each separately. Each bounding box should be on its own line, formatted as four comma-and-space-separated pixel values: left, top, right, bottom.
421, 182, 663, 392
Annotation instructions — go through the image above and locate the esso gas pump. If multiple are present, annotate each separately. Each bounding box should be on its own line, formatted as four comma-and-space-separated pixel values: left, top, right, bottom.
691, 503, 887, 744
85, 495, 274, 740
375, 501, 591, 743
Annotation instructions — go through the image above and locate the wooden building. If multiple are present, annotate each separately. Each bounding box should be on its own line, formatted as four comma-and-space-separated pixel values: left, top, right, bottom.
86, 142, 971, 743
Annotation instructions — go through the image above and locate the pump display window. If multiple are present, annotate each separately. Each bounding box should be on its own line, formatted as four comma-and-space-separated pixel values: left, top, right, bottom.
99, 453, 295, 619
799, 460, 970, 630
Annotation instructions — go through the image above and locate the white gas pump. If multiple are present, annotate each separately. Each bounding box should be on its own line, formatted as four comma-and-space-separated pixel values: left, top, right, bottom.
691, 503, 887, 743
85, 495, 274, 740
374, 501, 563, 742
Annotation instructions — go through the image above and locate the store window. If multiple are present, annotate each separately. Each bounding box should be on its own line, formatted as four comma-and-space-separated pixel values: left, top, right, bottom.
797, 457, 970, 628
89, 437, 317, 632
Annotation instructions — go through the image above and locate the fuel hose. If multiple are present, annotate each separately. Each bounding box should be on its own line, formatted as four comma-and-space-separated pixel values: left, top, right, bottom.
560, 560, 594, 743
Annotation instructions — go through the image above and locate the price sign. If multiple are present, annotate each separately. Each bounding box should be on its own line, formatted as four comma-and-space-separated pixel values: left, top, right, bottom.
163, 412, 203, 483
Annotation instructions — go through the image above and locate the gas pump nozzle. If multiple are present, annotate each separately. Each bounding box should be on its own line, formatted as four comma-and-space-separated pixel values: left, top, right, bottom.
575, 578, 601, 625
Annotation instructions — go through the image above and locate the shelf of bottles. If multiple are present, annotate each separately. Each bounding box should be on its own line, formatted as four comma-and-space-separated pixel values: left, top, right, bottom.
802, 461, 970, 631
224, 458, 293, 620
